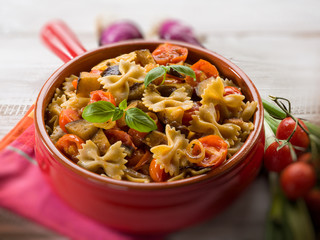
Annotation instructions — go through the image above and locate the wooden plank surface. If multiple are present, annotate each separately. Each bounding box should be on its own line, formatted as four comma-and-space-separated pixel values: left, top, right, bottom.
0, 0, 319, 239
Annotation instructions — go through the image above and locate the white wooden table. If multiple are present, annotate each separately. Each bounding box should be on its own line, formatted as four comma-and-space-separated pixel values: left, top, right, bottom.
0, 0, 319, 239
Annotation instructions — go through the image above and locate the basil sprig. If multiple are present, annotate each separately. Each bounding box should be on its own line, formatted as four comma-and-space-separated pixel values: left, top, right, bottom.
82, 99, 157, 132
144, 65, 196, 87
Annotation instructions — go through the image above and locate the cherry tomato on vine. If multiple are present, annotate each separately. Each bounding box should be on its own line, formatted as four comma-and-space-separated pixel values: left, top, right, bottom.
276, 117, 309, 152
56, 134, 84, 162
59, 109, 81, 133
149, 158, 169, 182
280, 161, 316, 200
264, 141, 293, 172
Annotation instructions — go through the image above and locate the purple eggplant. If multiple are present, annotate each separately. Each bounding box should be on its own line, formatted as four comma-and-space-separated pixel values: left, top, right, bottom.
159, 20, 203, 47
99, 21, 143, 46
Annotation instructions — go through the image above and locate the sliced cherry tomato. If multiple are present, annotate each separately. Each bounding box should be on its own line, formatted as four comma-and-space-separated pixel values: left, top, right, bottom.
149, 158, 169, 182
59, 109, 81, 133
89, 90, 116, 106
104, 129, 136, 149
133, 150, 152, 171
182, 102, 201, 126
264, 141, 293, 172
128, 128, 148, 147
56, 134, 84, 162
152, 43, 188, 65
185, 59, 219, 87
276, 117, 309, 153
90, 69, 102, 75
72, 79, 78, 89
280, 162, 316, 200
224, 86, 242, 96
197, 135, 228, 168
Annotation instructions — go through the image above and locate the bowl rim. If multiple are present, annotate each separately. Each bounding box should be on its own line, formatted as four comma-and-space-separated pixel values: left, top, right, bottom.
34, 39, 264, 190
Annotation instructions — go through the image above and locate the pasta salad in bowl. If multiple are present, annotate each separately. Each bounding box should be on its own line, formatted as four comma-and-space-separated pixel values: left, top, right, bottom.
34, 40, 264, 234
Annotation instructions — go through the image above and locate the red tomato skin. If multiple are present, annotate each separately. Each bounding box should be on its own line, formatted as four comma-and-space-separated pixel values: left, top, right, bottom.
55, 134, 84, 162
149, 159, 169, 182
280, 162, 316, 200
276, 117, 309, 152
182, 102, 201, 126
152, 43, 188, 65
224, 86, 242, 96
59, 109, 81, 133
264, 141, 293, 172
89, 90, 116, 106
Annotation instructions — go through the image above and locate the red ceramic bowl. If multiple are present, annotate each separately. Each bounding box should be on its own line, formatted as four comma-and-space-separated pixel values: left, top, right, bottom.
34, 39, 264, 235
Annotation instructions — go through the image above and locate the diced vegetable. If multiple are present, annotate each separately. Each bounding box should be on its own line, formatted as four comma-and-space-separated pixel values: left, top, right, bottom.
91, 128, 110, 155
128, 83, 145, 101
101, 65, 121, 77
134, 49, 156, 67
156, 83, 193, 97
159, 20, 203, 47
65, 119, 99, 140
99, 21, 143, 46
77, 72, 102, 97
142, 130, 167, 148
59, 109, 81, 133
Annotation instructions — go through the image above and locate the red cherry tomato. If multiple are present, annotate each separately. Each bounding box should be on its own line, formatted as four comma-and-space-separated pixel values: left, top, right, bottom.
298, 152, 312, 163
89, 90, 116, 106
280, 162, 316, 200
152, 43, 188, 65
182, 102, 201, 126
264, 141, 293, 172
197, 135, 228, 168
185, 59, 219, 87
104, 129, 136, 149
276, 117, 309, 152
72, 79, 78, 89
149, 158, 169, 182
56, 134, 84, 162
224, 86, 242, 96
59, 109, 81, 133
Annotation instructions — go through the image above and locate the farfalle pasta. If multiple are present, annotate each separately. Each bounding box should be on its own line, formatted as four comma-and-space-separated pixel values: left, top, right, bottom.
45, 43, 257, 183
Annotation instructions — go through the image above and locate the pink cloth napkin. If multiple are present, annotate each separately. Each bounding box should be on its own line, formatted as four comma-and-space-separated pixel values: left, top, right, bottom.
0, 115, 164, 240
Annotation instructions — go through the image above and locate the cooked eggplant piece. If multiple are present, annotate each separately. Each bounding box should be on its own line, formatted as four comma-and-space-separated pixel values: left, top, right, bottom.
142, 130, 167, 148
101, 65, 121, 77
65, 119, 99, 140
134, 49, 156, 66
76, 72, 102, 98
156, 83, 193, 97
128, 83, 145, 101
91, 129, 110, 155
122, 144, 135, 158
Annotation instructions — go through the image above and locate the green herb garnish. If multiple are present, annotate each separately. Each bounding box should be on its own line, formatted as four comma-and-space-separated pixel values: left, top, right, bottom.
144, 65, 196, 87
82, 99, 157, 132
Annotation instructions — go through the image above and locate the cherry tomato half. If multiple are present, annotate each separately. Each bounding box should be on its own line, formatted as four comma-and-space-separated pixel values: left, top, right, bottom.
152, 43, 188, 65
276, 117, 309, 153
264, 141, 293, 172
185, 59, 219, 87
104, 129, 136, 149
56, 134, 84, 162
224, 86, 242, 96
59, 109, 81, 133
149, 158, 169, 182
89, 90, 116, 106
182, 102, 201, 126
197, 135, 228, 168
280, 161, 316, 200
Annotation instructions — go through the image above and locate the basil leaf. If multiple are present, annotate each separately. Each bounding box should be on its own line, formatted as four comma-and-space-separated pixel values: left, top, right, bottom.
119, 99, 127, 110
170, 65, 196, 80
144, 67, 166, 87
125, 108, 157, 132
82, 101, 115, 123
112, 108, 124, 121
